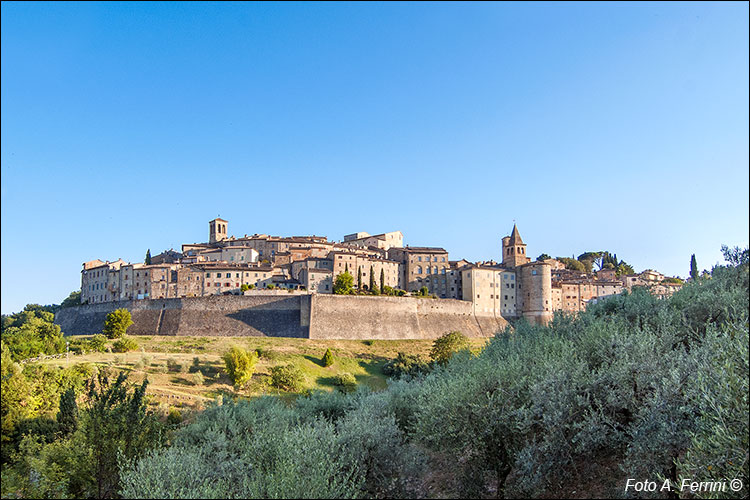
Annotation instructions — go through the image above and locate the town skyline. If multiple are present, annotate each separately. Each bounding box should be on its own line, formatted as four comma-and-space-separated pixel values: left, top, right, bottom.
2, 2, 748, 313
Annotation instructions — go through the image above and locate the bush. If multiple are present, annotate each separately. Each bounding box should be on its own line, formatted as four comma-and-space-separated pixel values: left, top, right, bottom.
382, 352, 430, 379
254, 348, 280, 361
362, 339, 375, 346
112, 336, 138, 353
166, 357, 182, 373
270, 364, 306, 392
88, 334, 107, 352
167, 408, 182, 426
189, 356, 202, 373
322, 348, 334, 367
192, 371, 205, 386
222, 347, 258, 388
430, 331, 469, 364
102, 308, 133, 339
240, 284, 250, 292
333, 373, 356, 392
266, 284, 276, 290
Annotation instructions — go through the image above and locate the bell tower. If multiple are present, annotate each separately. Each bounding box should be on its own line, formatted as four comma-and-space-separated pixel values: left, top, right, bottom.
209, 218, 228, 244
502, 224, 529, 268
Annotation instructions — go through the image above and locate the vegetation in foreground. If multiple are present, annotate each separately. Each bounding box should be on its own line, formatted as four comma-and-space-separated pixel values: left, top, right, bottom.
1, 247, 748, 498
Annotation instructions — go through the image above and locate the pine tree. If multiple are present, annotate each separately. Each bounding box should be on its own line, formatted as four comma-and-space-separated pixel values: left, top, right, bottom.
357, 267, 362, 291
145, 249, 152, 265
380, 268, 385, 293
690, 254, 698, 280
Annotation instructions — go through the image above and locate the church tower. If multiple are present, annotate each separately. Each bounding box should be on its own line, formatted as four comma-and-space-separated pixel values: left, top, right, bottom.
502, 224, 530, 268
209, 218, 228, 244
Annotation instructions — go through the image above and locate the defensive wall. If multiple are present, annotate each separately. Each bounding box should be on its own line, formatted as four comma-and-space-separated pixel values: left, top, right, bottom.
54, 294, 507, 340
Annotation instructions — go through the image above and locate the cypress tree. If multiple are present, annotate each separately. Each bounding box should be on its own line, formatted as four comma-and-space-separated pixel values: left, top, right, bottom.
369, 265, 375, 292
690, 254, 698, 280
322, 348, 334, 367
57, 387, 78, 435
345, 262, 348, 273
145, 249, 152, 265
357, 267, 362, 290
380, 268, 385, 293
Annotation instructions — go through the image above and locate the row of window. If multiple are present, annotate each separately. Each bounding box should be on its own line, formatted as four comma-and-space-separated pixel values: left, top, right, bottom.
414, 256, 446, 262
206, 272, 268, 278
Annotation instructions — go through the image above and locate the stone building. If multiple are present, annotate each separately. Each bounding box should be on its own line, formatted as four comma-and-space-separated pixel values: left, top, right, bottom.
461, 265, 518, 317
387, 246, 450, 294
342, 231, 404, 251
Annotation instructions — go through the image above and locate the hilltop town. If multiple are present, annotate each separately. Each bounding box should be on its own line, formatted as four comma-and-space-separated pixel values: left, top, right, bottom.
80, 219, 682, 325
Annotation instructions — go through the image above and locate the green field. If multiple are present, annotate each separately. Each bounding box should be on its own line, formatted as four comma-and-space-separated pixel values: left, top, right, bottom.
40, 335, 490, 411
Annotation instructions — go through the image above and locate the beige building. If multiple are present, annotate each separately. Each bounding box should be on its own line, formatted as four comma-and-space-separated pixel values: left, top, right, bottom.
330, 251, 400, 291
387, 246, 450, 294
343, 231, 404, 251
461, 266, 518, 317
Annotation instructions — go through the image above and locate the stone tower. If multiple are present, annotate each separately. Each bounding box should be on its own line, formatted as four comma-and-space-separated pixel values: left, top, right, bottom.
520, 261, 553, 325
502, 224, 530, 268
209, 218, 228, 244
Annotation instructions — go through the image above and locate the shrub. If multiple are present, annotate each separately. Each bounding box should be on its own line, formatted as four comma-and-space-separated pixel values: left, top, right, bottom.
166, 357, 182, 373
189, 356, 201, 373
254, 348, 280, 361
362, 339, 375, 346
88, 334, 108, 352
192, 371, 205, 386
266, 284, 276, 290
133, 359, 145, 371
382, 352, 430, 379
102, 308, 133, 339
141, 354, 153, 367
240, 284, 250, 292
167, 408, 182, 426
333, 373, 356, 392
270, 364, 306, 392
222, 347, 258, 388
322, 348, 334, 367
112, 336, 138, 353
430, 331, 469, 364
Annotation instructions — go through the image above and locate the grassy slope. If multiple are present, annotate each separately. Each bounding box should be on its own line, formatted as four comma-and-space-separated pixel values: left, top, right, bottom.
41, 335, 489, 411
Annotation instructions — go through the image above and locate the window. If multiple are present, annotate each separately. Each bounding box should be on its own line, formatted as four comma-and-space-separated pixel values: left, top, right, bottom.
418, 257, 422, 262
417, 266, 422, 274
236, 273, 240, 278
532, 270, 537, 275
505, 295, 509, 300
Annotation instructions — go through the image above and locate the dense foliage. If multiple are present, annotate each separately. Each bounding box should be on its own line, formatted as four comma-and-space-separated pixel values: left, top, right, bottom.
333, 271, 354, 295
103, 309, 134, 339
222, 346, 258, 388
2, 367, 163, 498
429, 330, 470, 364
1, 305, 65, 361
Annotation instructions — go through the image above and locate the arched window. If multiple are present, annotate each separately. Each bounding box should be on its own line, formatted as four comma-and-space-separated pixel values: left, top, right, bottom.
417, 266, 422, 274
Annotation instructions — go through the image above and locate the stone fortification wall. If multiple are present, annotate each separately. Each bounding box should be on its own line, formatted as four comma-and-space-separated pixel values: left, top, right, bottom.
308, 295, 505, 340
55, 295, 307, 338
55, 294, 507, 339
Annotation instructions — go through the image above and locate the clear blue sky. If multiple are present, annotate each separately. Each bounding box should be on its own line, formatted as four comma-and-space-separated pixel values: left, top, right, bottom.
2, 1, 748, 314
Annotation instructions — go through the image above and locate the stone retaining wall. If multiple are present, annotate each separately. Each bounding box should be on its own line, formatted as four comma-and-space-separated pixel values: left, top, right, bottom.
55, 294, 507, 339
